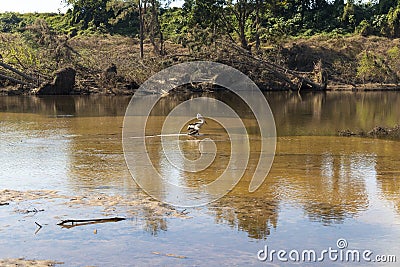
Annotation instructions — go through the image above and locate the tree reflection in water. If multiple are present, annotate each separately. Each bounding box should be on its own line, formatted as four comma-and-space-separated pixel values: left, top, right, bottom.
1, 93, 399, 239
211, 196, 279, 240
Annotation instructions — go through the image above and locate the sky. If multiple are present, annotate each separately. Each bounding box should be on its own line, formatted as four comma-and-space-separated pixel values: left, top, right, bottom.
0, 0, 70, 13
0, 0, 372, 13
0, 0, 184, 13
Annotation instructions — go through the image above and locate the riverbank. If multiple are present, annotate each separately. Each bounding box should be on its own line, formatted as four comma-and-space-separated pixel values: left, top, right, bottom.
1, 33, 400, 95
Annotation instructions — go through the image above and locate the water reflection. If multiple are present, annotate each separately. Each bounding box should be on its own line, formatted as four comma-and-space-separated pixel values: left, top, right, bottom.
2, 91, 400, 133
0, 94, 399, 242
142, 208, 168, 236
266, 91, 400, 136
0, 95, 131, 117
272, 137, 372, 225
211, 196, 279, 240
204, 136, 374, 239
305, 153, 373, 224
374, 140, 400, 214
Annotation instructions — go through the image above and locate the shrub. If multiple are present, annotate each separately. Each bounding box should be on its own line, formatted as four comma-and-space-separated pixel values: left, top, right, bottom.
356, 50, 387, 84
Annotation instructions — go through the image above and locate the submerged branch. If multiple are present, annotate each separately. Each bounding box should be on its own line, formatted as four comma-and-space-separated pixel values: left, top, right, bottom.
57, 217, 126, 228
34, 222, 43, 235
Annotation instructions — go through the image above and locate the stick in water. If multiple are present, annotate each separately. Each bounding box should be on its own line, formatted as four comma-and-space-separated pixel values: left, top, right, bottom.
57, 217, 126, 226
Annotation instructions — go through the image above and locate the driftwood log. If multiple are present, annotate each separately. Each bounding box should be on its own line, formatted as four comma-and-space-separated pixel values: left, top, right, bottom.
0, 61, 36, 82
0, 60, 48, 90
57, 217, 126, 228
0, 60, 40, 92
0, 72, 32, 86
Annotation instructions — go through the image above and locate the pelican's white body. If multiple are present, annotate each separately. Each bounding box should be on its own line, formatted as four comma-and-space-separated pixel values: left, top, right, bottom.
188, 113, 206, 135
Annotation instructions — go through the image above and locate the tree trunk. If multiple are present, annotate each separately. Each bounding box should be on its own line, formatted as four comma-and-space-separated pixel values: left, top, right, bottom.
138, 0, 144, 59
254, 0, 261, 51
237, 0, 250, 51
150, 0, 164, 56
239, 22, 248, 50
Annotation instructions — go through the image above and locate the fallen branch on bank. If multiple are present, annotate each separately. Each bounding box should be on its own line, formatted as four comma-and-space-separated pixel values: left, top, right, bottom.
0, 61, 48, 89
214, 40, 327, 91
0, 61, 36, 82
0, 72, 31, 86
0, 202, 9, 206
57, 217, 126, 228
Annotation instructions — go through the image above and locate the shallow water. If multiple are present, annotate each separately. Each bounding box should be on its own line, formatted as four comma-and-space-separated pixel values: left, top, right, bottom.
0, 93, 399, 266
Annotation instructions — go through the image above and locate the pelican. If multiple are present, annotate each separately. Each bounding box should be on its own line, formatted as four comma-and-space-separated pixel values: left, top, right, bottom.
160, 89, 169, 98
187, 113, 206, 135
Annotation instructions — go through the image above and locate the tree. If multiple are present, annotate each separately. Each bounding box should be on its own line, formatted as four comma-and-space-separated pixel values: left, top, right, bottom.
342, 0, 356, 30
228, 0, 254, 50
104, 0, 145, 57
65, 0, 112, 31
130, 0, 164, 57
387, 1, 400, 37
185, 0, 224, 33
80, 0, 164, 58
107, 0, 139, 35
148, 0, 164, 55
377, 0, 398, 15
138, 0, 145, 58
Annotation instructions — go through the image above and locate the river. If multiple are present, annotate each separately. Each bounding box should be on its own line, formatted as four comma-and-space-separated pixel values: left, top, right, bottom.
0, 92, 399, 266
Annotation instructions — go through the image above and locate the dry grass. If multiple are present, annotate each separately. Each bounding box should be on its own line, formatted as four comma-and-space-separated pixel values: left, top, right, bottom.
1, 32, 399, 92
282, 35, 400, 86
68, 34, 188, 85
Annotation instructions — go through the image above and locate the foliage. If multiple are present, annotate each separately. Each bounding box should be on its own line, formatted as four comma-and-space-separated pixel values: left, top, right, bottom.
0, 13, 23, 32
3, 0, 400, 42
160, 7, 187, 41
0, 33, 39, 67
356, 50, 388, 84
64, 0, 112, 32
387, 2, 400, 38
2, 0, 400, 87
386, 45, 400, 84
106, 0, 139, 36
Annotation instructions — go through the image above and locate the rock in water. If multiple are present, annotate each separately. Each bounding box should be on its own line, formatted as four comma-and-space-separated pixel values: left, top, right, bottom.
368, 126, 388, 136
36, 67, 76, 95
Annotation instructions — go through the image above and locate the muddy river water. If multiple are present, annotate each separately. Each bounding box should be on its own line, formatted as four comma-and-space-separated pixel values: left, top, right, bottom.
0, 92, 399, 266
